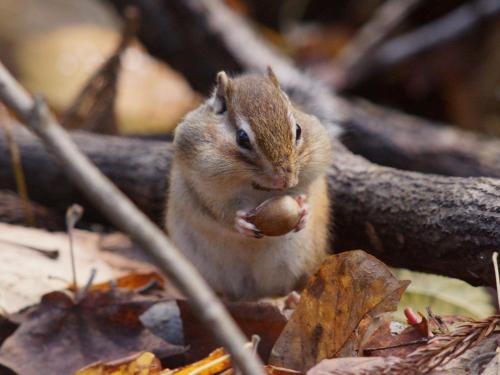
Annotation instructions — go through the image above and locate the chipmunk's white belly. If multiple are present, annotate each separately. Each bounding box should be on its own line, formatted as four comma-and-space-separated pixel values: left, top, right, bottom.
168, 215, 314, 300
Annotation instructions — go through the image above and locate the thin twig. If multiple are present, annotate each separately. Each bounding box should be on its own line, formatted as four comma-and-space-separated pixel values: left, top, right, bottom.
0, 104, 35, 226
66, 204, 83, 293
333, 316, 500, 375
0, 238, 59, 259
77, 268, 97, 302
493, 252, 500, 309
363, 337, 429, 353
0, 61, 264, 375
331, 0, 423, 90
426, 306, 449, 334
374, 0, 500, 67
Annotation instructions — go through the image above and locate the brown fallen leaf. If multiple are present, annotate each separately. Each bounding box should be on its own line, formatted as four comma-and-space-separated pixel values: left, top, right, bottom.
179, 299, 288, 363
85, 272, 166, 292
362, 319, 427, 358
269, 250, 410, 372
0, 314, 18, 346
0, 289, 185, 375
164, 347, 231, 375
306, 356, 400, 375
0, 223, 156, 314
404, 308, 432, 337
76, 351, 162, 375
265, 365, 303, 375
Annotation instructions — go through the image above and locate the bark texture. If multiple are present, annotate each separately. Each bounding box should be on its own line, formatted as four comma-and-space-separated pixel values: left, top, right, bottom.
0, 190, 63, 230
339, 100, 500, 178
0, 125, 497, 286
0, 125, 171, 223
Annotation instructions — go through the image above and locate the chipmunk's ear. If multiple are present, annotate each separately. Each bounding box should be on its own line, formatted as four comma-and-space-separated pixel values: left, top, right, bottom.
212, 71, 230, 114
267, 66, 280, 88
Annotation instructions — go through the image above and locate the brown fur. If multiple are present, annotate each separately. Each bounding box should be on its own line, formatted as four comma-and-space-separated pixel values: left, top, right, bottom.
167, 71, 332, 299
229, 75, 294, 166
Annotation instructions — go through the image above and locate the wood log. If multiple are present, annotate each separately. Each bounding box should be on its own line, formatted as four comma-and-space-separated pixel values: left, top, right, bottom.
338, 99, 500, 177
0, 189, 63, 230
0, 125, 171, 223
0, 124, 496, 287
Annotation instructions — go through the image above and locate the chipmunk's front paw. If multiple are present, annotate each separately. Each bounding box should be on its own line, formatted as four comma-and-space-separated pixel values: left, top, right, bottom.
235, 211, 264, 238
294, 195, 308, 232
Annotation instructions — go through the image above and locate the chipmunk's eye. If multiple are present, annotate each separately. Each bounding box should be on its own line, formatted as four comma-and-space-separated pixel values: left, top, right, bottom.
237, 129, 252, 150
295, 123, 302, 142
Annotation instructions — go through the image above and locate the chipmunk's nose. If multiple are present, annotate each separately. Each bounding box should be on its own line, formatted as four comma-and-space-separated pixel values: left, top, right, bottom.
269, 167, 298, 190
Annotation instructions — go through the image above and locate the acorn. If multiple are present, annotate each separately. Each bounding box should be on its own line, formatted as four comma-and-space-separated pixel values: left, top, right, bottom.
247, 196, 301, 236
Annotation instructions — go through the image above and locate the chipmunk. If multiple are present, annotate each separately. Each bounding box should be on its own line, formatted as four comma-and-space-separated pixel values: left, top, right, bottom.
166, 68, 332, 300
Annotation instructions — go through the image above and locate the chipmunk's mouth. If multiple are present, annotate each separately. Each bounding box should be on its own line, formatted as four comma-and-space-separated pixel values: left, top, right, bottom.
251, 182, 284, 191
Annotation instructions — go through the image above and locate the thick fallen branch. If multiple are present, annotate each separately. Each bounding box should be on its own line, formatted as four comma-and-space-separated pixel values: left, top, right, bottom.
0, 124, 497, 287
338, 99, 500, 178
107, 0, 500, 179
0, 62, 265, 375
0, 190, 63, 229
0, 122, 171, 223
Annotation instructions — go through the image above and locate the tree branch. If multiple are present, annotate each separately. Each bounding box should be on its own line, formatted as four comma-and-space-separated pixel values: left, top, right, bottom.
337, 99, 500, 178
0, 62, 265, 375
329, 0, 423, 90
374, 0, 500, 68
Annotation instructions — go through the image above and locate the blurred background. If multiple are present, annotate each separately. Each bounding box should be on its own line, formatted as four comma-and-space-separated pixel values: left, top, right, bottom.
0, 0, 499, 136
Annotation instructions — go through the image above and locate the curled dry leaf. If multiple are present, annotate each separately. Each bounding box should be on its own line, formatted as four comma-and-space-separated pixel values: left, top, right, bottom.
164, 347, 231, 375
247, 196, 300, 236
269, 250, 410, 372
76, 352, 162, 375
0, 289, 185, 375
87, 271, 165, 292
75, 346, 233, 375
265, 365, 303, 375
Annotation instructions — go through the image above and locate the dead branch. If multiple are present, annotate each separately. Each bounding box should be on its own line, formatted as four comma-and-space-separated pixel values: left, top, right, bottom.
0, 190, 62, 230
0, 62, 265, 375
0, 104, 35, 225
338, 99, 500, 178
329, 0, 423, 90
107, 0, 500, 179
374, 0, 500, 68
0, 121, 498, 287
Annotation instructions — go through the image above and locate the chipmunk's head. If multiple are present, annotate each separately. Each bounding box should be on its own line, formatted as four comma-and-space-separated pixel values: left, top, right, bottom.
210, 67, 302, 191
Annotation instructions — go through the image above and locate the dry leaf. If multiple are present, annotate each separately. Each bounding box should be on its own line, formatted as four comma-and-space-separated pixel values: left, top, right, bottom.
269, 250, 410, 372
0, 223, 155, 313
12, 24, 199, 134
164, 348, 231, 375
88, 272, 165, 292
0, 314, 17, 347
265, 365, 303, 375
76, 352, 162, 375
307, 356, 400, 375
362, 320, 427, 358
179, 299, 288, 362
0, 289, 185, 375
